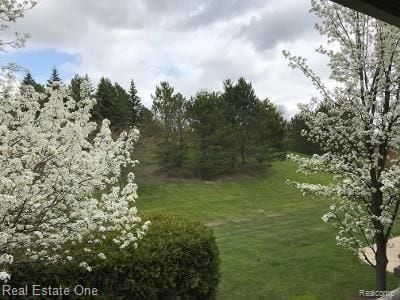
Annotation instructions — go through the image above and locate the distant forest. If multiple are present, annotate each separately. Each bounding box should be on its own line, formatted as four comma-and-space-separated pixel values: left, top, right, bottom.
22, 67, 322, 179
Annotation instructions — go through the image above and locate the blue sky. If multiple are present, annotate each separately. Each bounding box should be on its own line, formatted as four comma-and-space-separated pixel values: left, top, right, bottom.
2, 49, 79, 83
6, 0, 333, 115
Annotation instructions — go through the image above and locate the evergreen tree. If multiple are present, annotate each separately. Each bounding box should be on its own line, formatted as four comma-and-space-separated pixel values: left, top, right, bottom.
222, 77, 262, 172
250, 99, 287, 162
138, 106, 162, 142
188, 81, 287, 178
46, 66, 62, 88
289, 113, 323, 155
114, 82, 131, 128
128, 80, 143, 126
21, 71, 35, 86
69, 74, 84, 102
93, 78, 135, 131
21, 72, 44, 93
68, 74, 95, 117
83, 74, 94, 93
93, 77, 117, 124
151, 81, 188, 169
187, 91, 235, 179
152, 81, 175, 138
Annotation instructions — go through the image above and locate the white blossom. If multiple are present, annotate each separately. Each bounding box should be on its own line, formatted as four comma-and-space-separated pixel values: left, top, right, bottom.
97, 253, 106, 260
285, 0, 400, 281
79, 261, 92, 272
0, 81, 149, 278
0, 271, 10, 283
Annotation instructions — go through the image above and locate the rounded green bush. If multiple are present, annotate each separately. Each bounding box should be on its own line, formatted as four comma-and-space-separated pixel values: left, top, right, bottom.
10, 213, 220, 300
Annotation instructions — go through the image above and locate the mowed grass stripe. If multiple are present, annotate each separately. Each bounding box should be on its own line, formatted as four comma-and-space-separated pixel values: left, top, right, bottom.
136, 160, 397, 300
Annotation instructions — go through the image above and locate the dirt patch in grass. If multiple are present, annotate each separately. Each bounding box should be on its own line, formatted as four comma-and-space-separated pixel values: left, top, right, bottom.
205, 221, 226, 228
253, 209, 283, 218
205, 211, 283, 228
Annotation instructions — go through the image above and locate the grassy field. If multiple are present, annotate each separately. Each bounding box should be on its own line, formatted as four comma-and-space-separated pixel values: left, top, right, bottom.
134, 148, 398, 300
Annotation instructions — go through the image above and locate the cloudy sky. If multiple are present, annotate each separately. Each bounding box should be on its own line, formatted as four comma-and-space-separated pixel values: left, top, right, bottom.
3, 0, 333, 117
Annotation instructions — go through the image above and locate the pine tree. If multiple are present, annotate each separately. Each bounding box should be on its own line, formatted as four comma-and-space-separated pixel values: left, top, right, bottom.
289, 112, 323, 155
187, 91, 234, 179
21, 72, 44, 93
93, 77, 117, 125
114, 82, 131, 128
69, 74, 94, 104
69, 74, 84, 102
83, 74, 94, 94
152, 81, 175, 137
151, 81, 188, 169
22, 71, 35, 86
222, 77, 259, 172
46, 67, 62, 88
128, 80, 143, 126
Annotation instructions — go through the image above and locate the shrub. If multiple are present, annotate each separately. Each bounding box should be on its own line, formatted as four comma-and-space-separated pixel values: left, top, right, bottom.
10, 213, 220, 300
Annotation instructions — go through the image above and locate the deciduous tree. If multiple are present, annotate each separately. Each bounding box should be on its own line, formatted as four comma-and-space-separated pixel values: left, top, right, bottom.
284, 0, 400, 290
0, 81, 149, 282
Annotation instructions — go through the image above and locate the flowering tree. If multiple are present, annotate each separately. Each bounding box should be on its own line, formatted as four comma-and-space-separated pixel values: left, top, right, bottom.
0, 0, 37, 75
0, 81, 150, 282
284, 0, 400, 290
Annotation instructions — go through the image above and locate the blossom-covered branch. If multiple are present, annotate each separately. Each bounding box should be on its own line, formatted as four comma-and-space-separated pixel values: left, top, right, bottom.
285, 0, 400, 290
0, 81, 149, 281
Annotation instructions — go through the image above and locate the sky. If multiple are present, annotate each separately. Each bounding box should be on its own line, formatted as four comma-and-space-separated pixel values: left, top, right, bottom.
2, 0, 334, 117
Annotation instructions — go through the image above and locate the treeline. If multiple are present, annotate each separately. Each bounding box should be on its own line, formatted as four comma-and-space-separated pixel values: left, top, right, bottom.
22, 67, 322, 179
22, 67, 151, 133
151, 79, 287, 179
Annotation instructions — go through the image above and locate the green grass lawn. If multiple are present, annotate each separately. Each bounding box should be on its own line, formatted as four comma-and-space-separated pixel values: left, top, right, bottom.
135, 158, 398, 300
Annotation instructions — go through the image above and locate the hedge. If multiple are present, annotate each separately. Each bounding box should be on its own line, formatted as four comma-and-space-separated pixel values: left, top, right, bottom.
9, 213, 220, 300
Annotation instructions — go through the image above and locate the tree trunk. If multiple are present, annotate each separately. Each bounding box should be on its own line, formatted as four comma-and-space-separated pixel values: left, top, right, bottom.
375, 233, 388, 291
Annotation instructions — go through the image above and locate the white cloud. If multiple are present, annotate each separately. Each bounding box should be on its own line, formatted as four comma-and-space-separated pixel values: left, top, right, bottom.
8, 0, 333, 116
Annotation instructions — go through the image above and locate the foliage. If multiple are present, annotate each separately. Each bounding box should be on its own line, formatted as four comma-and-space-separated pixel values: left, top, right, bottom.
152, 81, 188, 170
223, 78, 259, 171
11, 213, 220, 300
0, 0, 36, 76
187, 91, 236, 179
21, 71, 44, 93
129, 79, 144, 126
0, 81, 149, 281
284, 0, 400, 290
288, 113, 322, 155
21, 72, 287, 180
46, 66, 62, 88
92, 77, 144, 134
69, 74, 94, 103
114, 82, 133, 129
93, 77, 117, 124
249, 99, 287, 162
185, 78, 287, 179
138, 106, 162, 142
